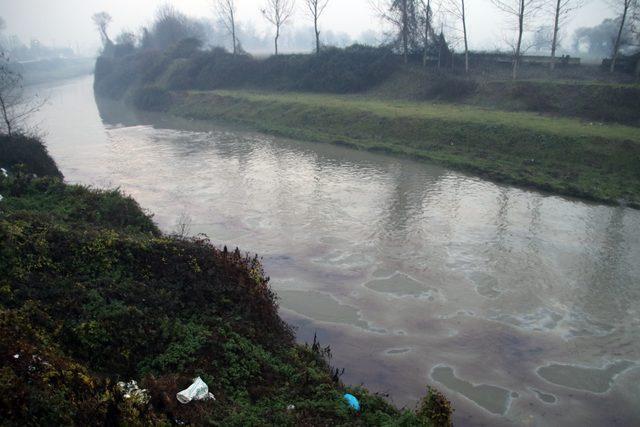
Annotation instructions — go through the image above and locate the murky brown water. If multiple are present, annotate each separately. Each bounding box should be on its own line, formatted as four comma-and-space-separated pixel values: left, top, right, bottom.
30, 76, 640, 426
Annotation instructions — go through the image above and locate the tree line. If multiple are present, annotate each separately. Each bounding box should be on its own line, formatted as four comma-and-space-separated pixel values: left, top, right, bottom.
92, 0, 640, 79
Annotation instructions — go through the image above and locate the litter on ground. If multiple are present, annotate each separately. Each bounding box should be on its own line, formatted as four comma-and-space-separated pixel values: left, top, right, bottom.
343, 393, 360, 411
177, 377, 215, 404
117, 380, 150, 405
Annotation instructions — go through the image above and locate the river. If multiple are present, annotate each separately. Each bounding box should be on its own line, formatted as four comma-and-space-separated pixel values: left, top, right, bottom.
29, 76, 640, 426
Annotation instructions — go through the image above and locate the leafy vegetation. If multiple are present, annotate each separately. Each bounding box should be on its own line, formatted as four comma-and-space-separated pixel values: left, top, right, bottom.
0, 135, 452, 425
94, 45, 399, 99
0, 134, 63, 179
132, 86, 173, 112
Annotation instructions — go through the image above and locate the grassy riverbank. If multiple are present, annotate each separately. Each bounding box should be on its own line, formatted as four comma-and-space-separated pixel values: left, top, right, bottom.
0, 135, 451, 425
169, 90, 640, 208
93, 48, 640, 207
370, 67, 640, 126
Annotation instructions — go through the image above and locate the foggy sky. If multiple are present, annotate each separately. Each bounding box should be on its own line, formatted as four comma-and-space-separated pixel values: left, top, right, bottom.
0, 0, 616, 55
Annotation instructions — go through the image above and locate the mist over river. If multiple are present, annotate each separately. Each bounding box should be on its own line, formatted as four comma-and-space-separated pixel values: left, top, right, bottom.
30, 76, 640, 426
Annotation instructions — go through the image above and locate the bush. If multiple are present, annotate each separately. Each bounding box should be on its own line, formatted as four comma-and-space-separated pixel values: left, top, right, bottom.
507, 81, 640, 125
424, 74, 478, 101
93, 56, 138, 99
0, 134, 63, 178
96, 44, 400, 98
131, 86, 172, 111
416, 386, 454, 427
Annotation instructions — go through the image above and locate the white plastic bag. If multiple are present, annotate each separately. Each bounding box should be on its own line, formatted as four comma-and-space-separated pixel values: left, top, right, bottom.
176, 377, 215, 404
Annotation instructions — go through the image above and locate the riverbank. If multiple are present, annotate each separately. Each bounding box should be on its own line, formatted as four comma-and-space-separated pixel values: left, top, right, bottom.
0, 134, 451, 425
167, 90, 640, 209
370, 66, 640, 126
14, 57, 95, 86
93, 48, 640, 208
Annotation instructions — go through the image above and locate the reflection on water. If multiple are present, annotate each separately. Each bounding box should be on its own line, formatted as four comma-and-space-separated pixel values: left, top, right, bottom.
31, 76, 640, 426
364, 273, 435, 298
431, 365, 514, 415
537, 361, 635, 394
277, 289, 374, 331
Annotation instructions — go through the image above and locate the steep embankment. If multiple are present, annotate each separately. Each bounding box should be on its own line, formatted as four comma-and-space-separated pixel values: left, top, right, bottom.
169, 90, 640, 208
0, 135, 451, 425
94, 49, 640, 209
370, 66, 640, 126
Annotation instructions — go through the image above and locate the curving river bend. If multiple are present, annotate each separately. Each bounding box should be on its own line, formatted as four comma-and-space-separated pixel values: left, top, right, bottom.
31, 76, 640, 426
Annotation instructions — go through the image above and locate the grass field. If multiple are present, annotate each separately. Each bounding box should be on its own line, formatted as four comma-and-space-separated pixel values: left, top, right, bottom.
172, 89, 640, 208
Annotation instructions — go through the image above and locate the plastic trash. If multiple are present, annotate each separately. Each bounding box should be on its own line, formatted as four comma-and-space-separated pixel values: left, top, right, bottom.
0, 194, 3, 202
0, 168, 7, 177
117, 380, 150, 405
177, 377, 215, 404
343, 393, 360, 411
286, 404, 296, 411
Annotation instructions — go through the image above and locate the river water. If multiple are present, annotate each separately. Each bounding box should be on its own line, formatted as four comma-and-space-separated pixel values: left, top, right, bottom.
29, 76, 640, 426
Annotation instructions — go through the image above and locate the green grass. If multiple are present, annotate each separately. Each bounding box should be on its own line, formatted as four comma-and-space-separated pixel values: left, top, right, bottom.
172, 90, 640, 208
492, 79, 640, 88
210, 90, 640, 141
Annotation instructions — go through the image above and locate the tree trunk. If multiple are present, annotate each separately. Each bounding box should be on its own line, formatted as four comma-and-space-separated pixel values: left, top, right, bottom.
315, 15, 320, 54
402, 0, 409, 63
550, 0, 561, 70
0, 96, 12, 137
423, 0, 430, 67
462, 0, 469, 73
231, 8, 237, 55
610, 1, 629, 73
513, 0, 524, 80
275, 27, 280, 55
422, 27, 428, 67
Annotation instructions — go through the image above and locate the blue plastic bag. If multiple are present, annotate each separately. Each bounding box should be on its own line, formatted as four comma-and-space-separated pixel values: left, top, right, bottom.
343, 393, 360, 411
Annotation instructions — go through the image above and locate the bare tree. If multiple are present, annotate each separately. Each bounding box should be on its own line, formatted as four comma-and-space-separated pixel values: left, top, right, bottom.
149, 5, 205, 50
419, 0, 433, 66
492, 0, 544, 79
215, 0, 239, 55
173, 212, 193, 238
304, 0, 330, 53
445, 0, 470, 72
609, 0, 638, 72
371, 0, 420, 63
549, 0, 584, 69
532, 25, 553, 51
262, 0, 296, 55
0, 56, 45, 137
0, 17, 5, 54
92, 12, 113, 46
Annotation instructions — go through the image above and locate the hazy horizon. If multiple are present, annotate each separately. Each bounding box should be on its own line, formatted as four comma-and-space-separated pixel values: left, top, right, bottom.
0, 0, 619, 57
